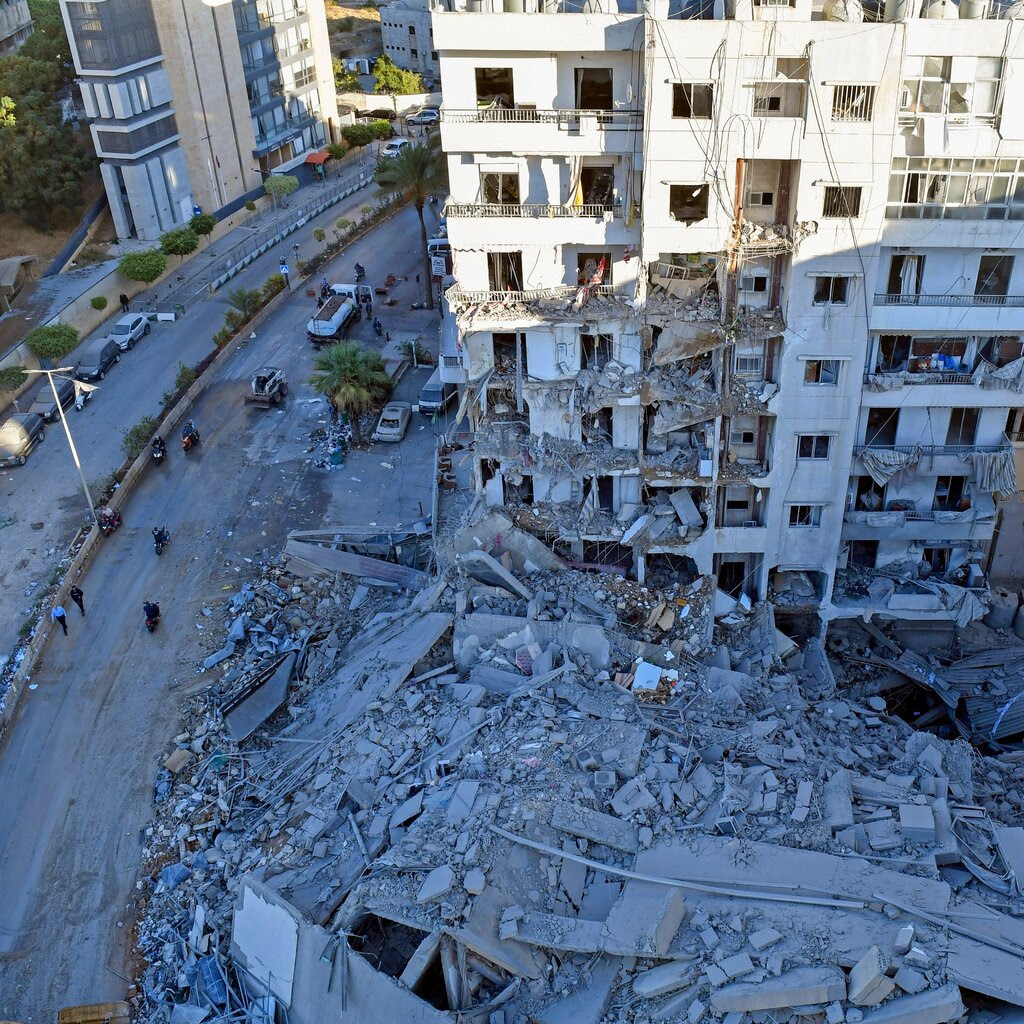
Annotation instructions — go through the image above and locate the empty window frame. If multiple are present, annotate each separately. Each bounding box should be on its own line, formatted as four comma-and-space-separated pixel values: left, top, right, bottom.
669, 184, 709, 223
475, 67, 514, 108
480, 171, 520, 205
574, 67, 613, 111
976, 254, 1014, 297
803, 359, 840, 385
581, 332, 612, 369
487, 251, 523, 291
899, 56, 1001, 123
813, 276, 849, 305
741, 274, 768, 294
823, 186, 862, 218
577, 252, 612, 286
748, 189, 775, 207
789, 504, 823, 526
672, 83, 713, 118
831, 84, 875, 122
797, 434, 831, 460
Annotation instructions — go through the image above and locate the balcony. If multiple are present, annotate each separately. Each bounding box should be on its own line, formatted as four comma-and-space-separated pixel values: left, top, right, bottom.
440, 107, 641, 156
870, 292, 1024, 333
446, 282, 620, 308
448, 202, 620, 219
842, 499, 997, 542
852, 438, 1016, 481
853, 441, 1012, 458
447, 202, 636, 248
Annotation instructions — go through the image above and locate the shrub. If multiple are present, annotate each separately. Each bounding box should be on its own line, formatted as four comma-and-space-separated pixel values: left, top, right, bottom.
160, 227, 199, 260
264, 174, 299, 200
90, 295, 108, 311
226, 286, 262, 320
224, 309, 246, 332
341, 122, 375, 148
174, 362, 198, 391
327, 142, 347, 160
313, 228, 326, 243
189, 212, 217, 240
122, 415, 158, 461
370, 119, 393, 140
244, 200, 257, 212
262, 274, 286, 301
212, 326, 233, 348
25, 323, 80, 360
0, 365, 27, 391
334, 216, 352, 235
118, 249, 167, 283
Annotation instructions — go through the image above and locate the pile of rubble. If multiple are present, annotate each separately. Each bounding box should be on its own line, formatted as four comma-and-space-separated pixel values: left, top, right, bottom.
128, 523, 1024, 1024
306, 415, 353, 470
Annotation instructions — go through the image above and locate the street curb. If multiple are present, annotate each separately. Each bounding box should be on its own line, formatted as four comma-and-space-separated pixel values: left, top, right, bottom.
0, 200, 414, 741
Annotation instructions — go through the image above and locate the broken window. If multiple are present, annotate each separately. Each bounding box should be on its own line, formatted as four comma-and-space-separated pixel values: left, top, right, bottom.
886, 254, 924, 296
672, 82, 713, 118
733, 352, 764, 377
480, 171, 520, 205
976, 254, 1013, 297
789, 504, 822, 527
577, 252, 611, 287
813, 276, 849, 305
669, 184, 709, 223
475, 67, 514, 108
832, 84, 875, 122
849, 540, 879, 567
574, 67, 613, 110
803, 359, 840, 385
581, 331, 612, 369
797, 434, 831, 460
900, 56, 1001, 122
945, 407, 979, 446
822, 186, 862, 218
580, 166, 615, 207
720, 485, 758, 527
854, 476, 884, 511
487, 251, 522, 291
933, 475, 968, 512
922, 546, 951, 573
864, 408, 899, 446
740, 274, 768, 295
981, 335, 1023, 367
592, 475, 614, 511
492, 331, 520, 374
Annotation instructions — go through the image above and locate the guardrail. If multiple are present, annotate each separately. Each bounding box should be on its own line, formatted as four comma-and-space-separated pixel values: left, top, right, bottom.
864, 370, 974, 385
873, 292, 1024, 307
447, 202, 621, 218
853, 441, 1012, 456
446, 283, 618, 305
442, 107, 641, 127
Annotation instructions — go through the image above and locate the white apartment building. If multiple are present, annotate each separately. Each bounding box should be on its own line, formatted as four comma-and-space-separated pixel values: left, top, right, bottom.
434, 0, 1024, 630
380, 0, 440, 83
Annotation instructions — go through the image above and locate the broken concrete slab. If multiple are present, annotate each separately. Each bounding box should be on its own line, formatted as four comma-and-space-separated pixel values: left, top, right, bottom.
551, 802, 638, 854
710, 967, 847, 1013
633, 960, 698, 998
849, 946, 891, 1006
899, 804, 936, 843
460, 550, 534, 601
417, 865, 454, 903
532, 954, 619, 1024
855, 983, 964, 1024
602, 881, 686, 957
222, 652, 297, 742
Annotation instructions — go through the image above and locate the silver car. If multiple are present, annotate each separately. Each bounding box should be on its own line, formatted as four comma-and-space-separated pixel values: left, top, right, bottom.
371, 401, 412, 443
108, 313, 151, 351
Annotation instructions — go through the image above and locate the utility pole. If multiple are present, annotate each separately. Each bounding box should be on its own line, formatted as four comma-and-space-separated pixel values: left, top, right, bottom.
25, 367, 98, 525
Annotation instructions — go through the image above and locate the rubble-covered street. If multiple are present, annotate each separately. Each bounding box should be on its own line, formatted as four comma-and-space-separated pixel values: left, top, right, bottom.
125, 505, 1024, 1024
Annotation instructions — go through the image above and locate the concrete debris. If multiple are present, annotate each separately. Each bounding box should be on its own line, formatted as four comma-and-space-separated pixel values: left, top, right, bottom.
127, 537, 1024, 1024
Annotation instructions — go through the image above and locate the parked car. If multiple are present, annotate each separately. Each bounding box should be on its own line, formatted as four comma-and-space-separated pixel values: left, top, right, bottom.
74, 338, 121, 381
417, 369, 457, 415
381, 138, 410, 159
107, 313, 150, 351
407, 108, 440, 125
366, 108, 397, 121
0, 412, 45, 467
371, 401, 412, 442
28, 375, 89, 421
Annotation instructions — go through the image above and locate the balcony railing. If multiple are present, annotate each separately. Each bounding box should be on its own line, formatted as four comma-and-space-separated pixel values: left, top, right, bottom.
1010, 430, 1024, 444
447, 283, 618, 305
874, 292, 1024, 308
441, 107, 642, 129
853, 441, 1012, 457
447, 203, 621, 219
865, 370, 974, 386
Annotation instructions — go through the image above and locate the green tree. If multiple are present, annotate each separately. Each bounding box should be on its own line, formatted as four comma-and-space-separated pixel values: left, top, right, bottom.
327, 141, 347, 160
370, 119, 393, 140
264, 174, 299, 201
189, 212, 217, 244
341, 122, 374, 148
308, 342, 392, 444
371, 55, 422, 96
226, 287, 262, 320
0, 55, 60, 110
373, 141, 446, 309
0, 110, 95, 227
160, 227, 199, 261
262, 273, 286, 301
333, 57, 362, 94
0, 95, 15, 128
118, 249, 167, 283
174, 362, 197, 391
0, 365, 27, 391
19, 0, 75, 88
25, 323, 79, 361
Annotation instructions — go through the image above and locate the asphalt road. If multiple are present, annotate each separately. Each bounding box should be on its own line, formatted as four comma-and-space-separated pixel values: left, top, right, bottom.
0, 189, 443, 665
0, 206, 443, 1018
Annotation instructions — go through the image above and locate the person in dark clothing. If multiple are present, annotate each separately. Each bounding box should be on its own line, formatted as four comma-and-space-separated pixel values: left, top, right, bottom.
70, 585, 85, 616
415, 274, 421, 285
119, 293, 130, 313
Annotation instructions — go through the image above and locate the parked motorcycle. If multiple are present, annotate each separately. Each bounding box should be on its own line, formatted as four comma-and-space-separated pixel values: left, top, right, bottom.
181, 420, 200, 453
144, 601, 160, 633
98, 508, 122, 537
152, 525, 169, 555
152, 436, 167, 465
373, 317, 383, 337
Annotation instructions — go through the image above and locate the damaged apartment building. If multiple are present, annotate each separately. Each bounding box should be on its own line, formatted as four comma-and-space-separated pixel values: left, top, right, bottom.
434, 0, 1024, 633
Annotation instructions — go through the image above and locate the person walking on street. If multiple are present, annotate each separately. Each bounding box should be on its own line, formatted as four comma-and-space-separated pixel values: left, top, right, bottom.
119, 293, 130, 313
51, 605, 68, 635
70, 585, 85, 616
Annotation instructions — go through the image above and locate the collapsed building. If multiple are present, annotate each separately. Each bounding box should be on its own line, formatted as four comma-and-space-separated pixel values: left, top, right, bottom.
433, 0, 1024, 635
129, 513, 1024, 1024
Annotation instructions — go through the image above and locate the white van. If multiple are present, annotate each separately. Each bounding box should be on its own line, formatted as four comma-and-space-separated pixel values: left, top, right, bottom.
417, 368, 457, 415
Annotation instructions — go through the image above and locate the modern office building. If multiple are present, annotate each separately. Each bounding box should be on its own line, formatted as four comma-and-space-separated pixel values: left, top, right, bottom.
60, 0, 338, 241
380, 0, 439, 84
435, 0, 1023, 630
0, 0, 32, 54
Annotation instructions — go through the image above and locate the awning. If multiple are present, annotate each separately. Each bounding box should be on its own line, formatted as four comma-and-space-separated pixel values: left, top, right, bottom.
304, 150, 330, 165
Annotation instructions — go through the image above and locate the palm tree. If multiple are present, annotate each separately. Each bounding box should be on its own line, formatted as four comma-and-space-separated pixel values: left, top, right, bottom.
226, 286, 262, 320
308, 342, 392, 443
373, 139, 447, 309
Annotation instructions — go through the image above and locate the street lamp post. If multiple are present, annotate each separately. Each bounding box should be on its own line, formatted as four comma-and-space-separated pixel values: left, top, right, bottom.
25, 367, 98, 526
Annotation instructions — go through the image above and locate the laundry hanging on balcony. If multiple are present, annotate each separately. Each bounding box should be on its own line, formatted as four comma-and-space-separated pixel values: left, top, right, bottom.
972, 355, 1024, 394
860, 446, 923, 487
565, 156, 583, 208
960, 447, 1018, 496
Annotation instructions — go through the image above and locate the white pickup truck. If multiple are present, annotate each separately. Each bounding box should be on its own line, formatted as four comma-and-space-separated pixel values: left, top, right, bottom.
330, 282, 374, 306
307, 295, 361, 344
